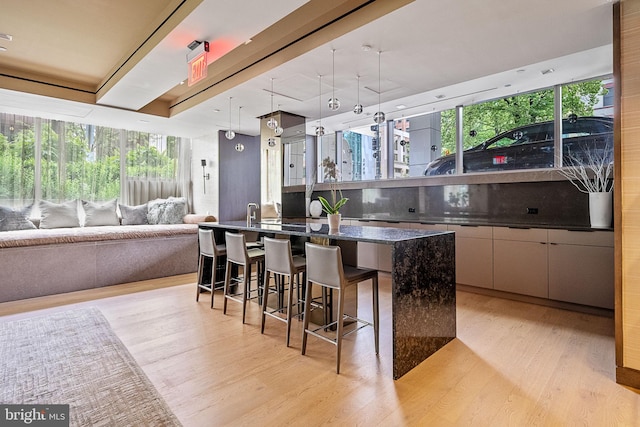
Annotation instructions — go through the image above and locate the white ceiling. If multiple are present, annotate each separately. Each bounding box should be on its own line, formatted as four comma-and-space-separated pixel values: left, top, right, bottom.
0, 0, 614, 139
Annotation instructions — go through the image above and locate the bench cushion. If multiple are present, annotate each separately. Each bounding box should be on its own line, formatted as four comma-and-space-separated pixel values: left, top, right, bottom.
0, 224, 198, 249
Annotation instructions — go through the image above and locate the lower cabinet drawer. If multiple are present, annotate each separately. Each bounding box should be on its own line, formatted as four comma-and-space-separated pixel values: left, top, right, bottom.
493, 239, 549, 298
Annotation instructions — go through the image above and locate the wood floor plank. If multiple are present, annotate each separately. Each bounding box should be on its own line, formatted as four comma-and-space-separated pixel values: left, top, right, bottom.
1, 273, 639, 426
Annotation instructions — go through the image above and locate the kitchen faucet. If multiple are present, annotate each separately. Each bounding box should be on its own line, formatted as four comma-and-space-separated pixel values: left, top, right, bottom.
247, 203, 259, 226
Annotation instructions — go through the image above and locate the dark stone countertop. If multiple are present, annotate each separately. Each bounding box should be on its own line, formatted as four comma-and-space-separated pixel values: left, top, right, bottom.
199, 220, 452, 244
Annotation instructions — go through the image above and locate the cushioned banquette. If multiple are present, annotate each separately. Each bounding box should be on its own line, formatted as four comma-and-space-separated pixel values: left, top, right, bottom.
0, 198, 213, 303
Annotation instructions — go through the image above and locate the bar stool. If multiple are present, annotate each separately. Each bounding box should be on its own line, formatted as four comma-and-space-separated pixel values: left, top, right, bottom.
223, 231, 265, 323
261, 237, 306, 346
301, 242, 379, 374
196, 228, 226, 308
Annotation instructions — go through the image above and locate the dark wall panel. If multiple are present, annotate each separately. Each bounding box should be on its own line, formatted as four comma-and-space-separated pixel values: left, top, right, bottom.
219, 131, 261, 221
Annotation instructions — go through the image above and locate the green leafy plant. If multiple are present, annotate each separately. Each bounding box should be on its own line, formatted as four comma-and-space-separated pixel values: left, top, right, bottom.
318, 157, 348, 214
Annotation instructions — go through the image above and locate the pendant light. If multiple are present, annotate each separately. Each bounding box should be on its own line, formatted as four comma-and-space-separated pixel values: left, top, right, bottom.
328, 49, 340, 111
400, 115, 408, 146
266, 78, 278, 130
315, 75, 325, 137
235, 106, 245, 152
373, 51, 385, 124
353, 75, 363, 114
225, 96, 235, 140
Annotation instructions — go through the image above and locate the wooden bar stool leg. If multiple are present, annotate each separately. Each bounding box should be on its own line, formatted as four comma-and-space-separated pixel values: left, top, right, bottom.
223, 260, 232, 315
301, 281, 313, 355
210, 255, 217, 309
286, 274, 295, 347
242, 264, 251, 324
335, 288, 345, 375
261, 270, 271, 334
373, 276, 379, 354
196, 254, 204, 301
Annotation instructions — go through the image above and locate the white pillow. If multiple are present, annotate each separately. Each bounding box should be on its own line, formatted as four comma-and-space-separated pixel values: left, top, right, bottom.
0, 205, 37, 231
82, 199, 119, 226
147, 197, 187, 224
119, 203, 148, 225
39, 200, 81, 229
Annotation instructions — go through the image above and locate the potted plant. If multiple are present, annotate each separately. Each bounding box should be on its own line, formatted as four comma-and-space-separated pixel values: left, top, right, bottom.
557, 144, 613, 228
318, 157, 348, 229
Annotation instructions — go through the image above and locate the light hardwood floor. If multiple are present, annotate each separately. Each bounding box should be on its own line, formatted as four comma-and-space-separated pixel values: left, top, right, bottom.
1, 274, 638, 426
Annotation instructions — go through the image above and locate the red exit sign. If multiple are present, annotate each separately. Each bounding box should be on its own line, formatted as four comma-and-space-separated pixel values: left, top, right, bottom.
187, 41, 209, 86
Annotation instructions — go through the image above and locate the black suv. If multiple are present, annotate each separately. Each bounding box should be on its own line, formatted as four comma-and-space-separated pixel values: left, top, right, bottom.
424, 116, 613, 175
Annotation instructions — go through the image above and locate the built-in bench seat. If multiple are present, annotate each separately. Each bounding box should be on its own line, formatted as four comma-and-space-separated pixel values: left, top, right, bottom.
0, 224, 198, 249
0, 223, 201, 303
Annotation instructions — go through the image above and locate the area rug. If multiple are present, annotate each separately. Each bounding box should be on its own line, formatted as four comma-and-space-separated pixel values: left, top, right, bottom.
0, 307, 181, 426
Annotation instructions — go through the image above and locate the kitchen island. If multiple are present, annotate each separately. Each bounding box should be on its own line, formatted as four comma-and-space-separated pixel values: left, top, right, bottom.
200, 220, 456, 379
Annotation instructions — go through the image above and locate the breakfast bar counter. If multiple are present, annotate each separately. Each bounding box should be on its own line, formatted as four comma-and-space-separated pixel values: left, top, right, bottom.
200, 220, 456, 379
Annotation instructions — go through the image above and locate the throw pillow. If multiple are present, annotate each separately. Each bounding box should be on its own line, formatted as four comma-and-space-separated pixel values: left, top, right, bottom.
119, 203, 148, 225
147, 197, 187, 224
0, 205, 37, 231
82, 199, 119, 226
39, 200, 81, 229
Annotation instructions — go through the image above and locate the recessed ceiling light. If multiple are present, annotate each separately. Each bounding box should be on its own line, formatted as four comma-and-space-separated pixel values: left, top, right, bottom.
504, 83, 512, 87
138, 119, 150, 123
541, 68, 555, 75
516, 69, 526, 73
435, 94, 446, 99
213, 109, 220, 113
361, 44, 372, 52
396, 104, 406, 109
0, 33, 13, 42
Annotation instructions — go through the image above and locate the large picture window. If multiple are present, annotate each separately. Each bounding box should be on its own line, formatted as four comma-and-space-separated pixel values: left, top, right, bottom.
0, 113, 187, 209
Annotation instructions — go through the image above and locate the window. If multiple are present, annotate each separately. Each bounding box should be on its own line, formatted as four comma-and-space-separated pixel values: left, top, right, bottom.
0, 114, 35, 207
0, 113, 187, 209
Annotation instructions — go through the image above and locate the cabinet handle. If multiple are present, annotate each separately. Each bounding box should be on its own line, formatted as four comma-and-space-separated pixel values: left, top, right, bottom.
540, 242, 547, 245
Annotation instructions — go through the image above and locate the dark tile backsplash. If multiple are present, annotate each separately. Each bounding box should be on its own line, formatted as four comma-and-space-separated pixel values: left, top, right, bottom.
283, 180, 594, 228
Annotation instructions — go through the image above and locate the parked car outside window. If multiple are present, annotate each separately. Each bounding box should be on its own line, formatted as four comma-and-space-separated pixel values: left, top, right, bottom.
424, 116, 613, 175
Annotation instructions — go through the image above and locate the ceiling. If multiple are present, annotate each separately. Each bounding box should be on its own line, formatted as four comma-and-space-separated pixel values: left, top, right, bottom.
0, 0, 614, 139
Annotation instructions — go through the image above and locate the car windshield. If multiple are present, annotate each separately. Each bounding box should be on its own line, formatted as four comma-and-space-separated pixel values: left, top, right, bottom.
483, 123, 552, 150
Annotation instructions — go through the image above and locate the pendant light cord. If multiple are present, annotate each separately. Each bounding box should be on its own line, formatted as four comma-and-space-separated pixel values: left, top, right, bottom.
332, 49, 336, 102
378, 51, 382, 114
319, 75, 322, 129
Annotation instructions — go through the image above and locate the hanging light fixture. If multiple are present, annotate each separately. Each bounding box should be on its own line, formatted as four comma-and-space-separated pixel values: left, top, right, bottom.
234, 105, 244, 152
328, 49, 340, 111
266, 78, 278, 130
373, 51, 385, 124
353, 75, 363, 114
400, 116, 408, 146
274, 103, 283, 136
315, 75, 325, 137
225, 96, 235, 140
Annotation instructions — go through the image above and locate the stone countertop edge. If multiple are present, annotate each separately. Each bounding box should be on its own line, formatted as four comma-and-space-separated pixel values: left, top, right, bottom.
198, 221, 453, 245
286, 216, 613, 232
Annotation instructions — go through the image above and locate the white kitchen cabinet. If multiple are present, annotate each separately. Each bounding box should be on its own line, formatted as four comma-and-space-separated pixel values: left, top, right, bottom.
448, 225, 493, 289
493, 227, 549, 298
355, 220, 394, 272
548, 230, 614, 309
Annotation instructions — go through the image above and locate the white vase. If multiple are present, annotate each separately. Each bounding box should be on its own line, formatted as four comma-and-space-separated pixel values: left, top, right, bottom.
328, 213, 341, 230
309, 200, 322, 218
589, 191, 612, 228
